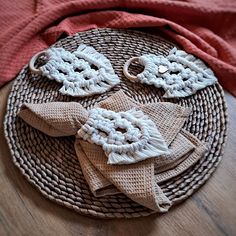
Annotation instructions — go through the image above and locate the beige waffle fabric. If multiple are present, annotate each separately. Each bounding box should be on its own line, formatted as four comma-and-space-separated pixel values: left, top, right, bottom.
19, 102, 88, 136
18, 90, 208, 212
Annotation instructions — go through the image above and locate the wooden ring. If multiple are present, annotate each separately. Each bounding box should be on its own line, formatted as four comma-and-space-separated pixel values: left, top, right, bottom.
29, 51, 47, 74
123, 57, 141, 82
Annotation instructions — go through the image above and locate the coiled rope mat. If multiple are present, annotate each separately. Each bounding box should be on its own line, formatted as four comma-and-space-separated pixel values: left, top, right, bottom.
4, 29, 228, 218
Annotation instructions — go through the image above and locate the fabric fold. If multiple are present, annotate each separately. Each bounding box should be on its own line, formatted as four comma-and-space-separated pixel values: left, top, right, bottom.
154, 132, 196, 174
155, 130, 208, 183
79, 140, 171, 211
18, 102, 88, 137
18, 90, 208, 212
74, 141, 119, 196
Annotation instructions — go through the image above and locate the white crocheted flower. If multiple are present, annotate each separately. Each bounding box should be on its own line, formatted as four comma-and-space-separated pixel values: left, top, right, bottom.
77, 108, 169, 165
39, 44, 120, 97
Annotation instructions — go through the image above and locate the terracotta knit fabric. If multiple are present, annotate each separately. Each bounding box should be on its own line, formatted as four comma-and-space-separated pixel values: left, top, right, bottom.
18, 90, 208, 211
1, 0, 236, 96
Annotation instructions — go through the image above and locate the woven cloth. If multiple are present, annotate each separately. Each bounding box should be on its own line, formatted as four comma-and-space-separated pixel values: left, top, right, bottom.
18, 90, 207, 211
19, 102, 88, 136
0, 0, 236, 96
4, 29, 228, 218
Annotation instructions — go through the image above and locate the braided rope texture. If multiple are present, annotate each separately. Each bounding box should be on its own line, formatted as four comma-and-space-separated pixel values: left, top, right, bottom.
136, 48, 217, 98
77, 108, 169, 165
4, 29, 228, 218
40, 44, 120, 97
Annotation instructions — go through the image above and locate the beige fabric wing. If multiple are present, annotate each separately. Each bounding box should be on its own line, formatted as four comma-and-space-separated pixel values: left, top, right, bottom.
18, 102, 88, 137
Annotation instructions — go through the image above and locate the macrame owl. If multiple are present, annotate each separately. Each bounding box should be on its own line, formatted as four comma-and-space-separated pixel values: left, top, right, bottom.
123, 47, 217, 98
29, 44, 120, 97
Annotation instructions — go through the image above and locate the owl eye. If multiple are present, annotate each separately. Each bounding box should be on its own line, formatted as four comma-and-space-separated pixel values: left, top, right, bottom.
62, 58, 72, 64
115, 127, 127, 134
97, 128, 107, 137
74, 67, 84, 73
126, 139, 133, 144
90, 64, 99, 71
58, 69, 67, 75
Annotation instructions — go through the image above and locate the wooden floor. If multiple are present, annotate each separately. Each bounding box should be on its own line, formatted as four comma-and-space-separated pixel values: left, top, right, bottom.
0, 81, 235, 236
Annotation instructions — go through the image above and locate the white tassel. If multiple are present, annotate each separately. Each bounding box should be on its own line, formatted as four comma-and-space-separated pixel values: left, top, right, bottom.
77, 108, 169, 165
125, 47, 217, 98
39, 44, 120, 97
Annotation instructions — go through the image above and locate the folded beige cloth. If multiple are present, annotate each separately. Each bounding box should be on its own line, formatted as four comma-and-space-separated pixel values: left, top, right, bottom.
18, 90, 208, 212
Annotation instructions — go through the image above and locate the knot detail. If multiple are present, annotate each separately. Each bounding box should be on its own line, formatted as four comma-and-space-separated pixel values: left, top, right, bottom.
124, 47, 217, 98
31, 44, 120, 97
77, 108, 169, 164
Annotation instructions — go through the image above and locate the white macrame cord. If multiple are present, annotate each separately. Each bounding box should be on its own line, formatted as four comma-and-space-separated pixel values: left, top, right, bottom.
123, 47, 217, 98
77, 108, 169, 165
29, 44, 120, 97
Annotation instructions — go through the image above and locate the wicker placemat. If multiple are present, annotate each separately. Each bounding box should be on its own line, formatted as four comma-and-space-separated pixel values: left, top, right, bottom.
4, 29, 228, 218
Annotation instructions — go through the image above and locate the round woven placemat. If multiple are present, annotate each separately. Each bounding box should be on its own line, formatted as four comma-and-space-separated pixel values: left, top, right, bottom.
4, 29, 228, 218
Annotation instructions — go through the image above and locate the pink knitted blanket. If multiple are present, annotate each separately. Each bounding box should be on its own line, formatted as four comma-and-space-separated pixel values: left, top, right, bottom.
0, 0, 236, 96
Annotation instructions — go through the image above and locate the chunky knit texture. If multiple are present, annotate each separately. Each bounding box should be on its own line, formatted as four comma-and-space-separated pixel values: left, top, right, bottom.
125, 48, 217, 98
0, 0, 236, 96
35, 44, 119, 97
